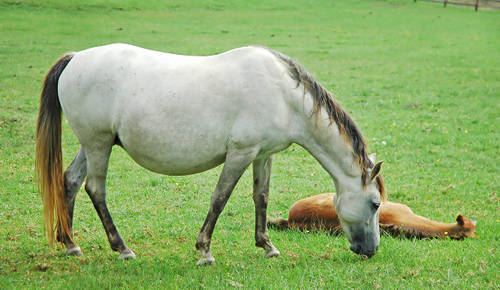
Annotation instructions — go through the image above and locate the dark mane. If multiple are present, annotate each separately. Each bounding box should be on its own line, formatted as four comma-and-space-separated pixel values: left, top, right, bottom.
266, 48, 373, 186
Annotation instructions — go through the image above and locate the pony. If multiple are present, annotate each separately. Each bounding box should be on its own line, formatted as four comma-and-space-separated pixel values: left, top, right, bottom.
268, 193, 477, 239
36, 44, 385, 265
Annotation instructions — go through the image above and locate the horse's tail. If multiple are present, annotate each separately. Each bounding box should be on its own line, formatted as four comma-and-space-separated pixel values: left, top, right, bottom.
35, 53, 74, 247
266, 217, 290, 230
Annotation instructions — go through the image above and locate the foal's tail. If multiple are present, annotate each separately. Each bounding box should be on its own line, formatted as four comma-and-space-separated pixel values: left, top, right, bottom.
35, 53, 74, 247
267, 217, 290, 230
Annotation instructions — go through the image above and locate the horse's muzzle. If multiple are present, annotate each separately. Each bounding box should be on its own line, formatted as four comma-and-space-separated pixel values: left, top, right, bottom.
350, 244, 378, 258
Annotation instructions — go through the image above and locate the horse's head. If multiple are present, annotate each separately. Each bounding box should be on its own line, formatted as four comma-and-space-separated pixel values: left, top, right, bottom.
334, 157, 384, 258
448, 214, 477, 239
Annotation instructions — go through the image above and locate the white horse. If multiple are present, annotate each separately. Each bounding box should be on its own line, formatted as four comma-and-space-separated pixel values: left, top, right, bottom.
36, 44, 384, 265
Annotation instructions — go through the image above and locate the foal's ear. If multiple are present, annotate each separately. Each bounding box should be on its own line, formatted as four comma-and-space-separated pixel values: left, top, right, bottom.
456, 214, 465, 226
370, 161, 383, 181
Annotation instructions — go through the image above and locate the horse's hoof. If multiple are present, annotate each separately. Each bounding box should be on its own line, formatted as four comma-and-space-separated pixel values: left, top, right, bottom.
118, 249, 136, 260
196, 257, 215, 266
65, 246, 82, 256
265, 248, 280, 258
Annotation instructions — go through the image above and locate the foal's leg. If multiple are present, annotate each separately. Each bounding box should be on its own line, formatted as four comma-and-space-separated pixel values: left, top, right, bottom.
252, 156, 280, 258
58, 147, 87, 256
83, 139, 135, 260
195, 149, 257, 266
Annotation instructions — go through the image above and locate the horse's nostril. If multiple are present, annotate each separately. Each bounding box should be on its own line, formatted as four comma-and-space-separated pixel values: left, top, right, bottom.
365, 246, 379, 258
350, 244, 361, 254
350, 244, 378, 258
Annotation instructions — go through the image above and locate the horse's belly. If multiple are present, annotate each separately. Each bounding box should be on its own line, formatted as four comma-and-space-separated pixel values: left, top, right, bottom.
125, 145, 226, 175
119, 124, 229, 175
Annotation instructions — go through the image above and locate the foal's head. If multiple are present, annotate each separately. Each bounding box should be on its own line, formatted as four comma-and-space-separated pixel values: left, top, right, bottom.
334, 157, 385, 258
448, 214, 477, 239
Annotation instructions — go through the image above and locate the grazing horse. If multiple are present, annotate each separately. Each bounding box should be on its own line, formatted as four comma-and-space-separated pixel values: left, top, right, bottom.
268, 193, 477, 239
35, 44, 384, 264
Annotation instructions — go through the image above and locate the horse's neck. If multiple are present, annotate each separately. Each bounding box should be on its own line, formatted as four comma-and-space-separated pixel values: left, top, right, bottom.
292, 94, 362, 193
380, 202, 459, 237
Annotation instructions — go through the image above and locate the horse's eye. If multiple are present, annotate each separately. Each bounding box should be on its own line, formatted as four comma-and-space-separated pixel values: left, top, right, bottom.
372, 201, 381, 210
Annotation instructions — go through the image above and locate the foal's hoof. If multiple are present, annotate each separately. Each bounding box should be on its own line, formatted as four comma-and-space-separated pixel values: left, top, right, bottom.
118, 249, 136, 260
196, 257, 215, 266
65, 246, 82, 256
265, 248, 281, 258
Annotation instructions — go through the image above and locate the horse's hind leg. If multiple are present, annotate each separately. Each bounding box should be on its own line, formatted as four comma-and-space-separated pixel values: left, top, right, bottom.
83, 137, 135, 260
195, 148, 257, 266
252, 156, 280, 258
58, 146, 87, 256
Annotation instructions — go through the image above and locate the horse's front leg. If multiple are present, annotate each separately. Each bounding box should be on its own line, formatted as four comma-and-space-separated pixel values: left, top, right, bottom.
252, 156, 280, 258
195, 148, 257, 266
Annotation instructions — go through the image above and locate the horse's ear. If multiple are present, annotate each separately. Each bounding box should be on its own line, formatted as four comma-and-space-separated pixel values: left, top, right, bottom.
368, 153, 377, 164
456, 214, 465, 226
370, 161, 383, 181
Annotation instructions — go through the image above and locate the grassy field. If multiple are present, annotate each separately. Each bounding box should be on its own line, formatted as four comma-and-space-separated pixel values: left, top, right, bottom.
0, 0, 498, 288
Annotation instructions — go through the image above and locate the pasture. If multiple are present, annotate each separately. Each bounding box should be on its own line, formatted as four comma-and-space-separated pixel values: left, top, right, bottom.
0, 0, 498, 288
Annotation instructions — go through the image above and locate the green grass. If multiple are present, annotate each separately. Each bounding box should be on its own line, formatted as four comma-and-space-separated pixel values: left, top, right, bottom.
0, 0, 499, 288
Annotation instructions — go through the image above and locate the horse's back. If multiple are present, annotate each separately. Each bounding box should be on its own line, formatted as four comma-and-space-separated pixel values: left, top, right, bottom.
58, 44, 295, 175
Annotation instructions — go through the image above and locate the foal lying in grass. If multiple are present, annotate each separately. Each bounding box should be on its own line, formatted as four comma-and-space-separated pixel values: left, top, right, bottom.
268, 193, 476, 239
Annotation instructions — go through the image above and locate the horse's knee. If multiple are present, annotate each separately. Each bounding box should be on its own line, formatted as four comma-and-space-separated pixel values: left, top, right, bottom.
253, 191, 269, 206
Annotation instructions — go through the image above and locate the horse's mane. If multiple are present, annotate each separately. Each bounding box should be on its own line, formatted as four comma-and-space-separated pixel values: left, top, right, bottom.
266, 48, 374, 188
